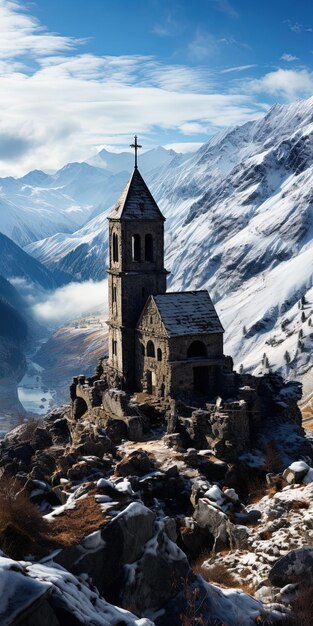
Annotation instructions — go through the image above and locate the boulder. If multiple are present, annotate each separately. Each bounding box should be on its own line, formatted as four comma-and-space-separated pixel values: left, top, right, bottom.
179, 517, 214, 558
105, 419, 128, 443
32, 427, 52, 450
163, 433, 182, 449
233, 509, 261, 525
8, 442, 34, 464
282, 461, 310, 484
190, 478, 212, 508
116, 450, 152, 477
126, 416, 144, 441
193, 498, 229, 551
75, 441, 107, 458
269, 547, 313, 587
49, 418, 70, 445
229, 524, 250, 549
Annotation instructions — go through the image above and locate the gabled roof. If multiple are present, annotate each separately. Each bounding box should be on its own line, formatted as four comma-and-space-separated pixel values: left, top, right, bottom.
139, 291, 224, 337
108, 168, 165, 221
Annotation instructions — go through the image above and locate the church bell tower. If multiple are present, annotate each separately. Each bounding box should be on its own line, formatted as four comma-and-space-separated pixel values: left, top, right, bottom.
106, 137, 168, 389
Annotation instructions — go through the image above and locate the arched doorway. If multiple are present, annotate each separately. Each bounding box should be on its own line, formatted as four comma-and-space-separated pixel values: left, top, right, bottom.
146, 370, 156, 395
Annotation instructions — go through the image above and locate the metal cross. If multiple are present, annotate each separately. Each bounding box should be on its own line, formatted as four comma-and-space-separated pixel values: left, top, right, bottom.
130, 135, 142, 169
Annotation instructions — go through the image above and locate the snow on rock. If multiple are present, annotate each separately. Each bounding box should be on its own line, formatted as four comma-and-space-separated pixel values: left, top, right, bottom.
201, 480, 313, 594
283, 460, 311, 483
0, 557, 51, 626
26, 560, 154, 625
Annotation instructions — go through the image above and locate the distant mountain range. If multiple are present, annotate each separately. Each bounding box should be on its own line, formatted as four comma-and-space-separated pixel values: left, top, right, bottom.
2, 97, 313, 389
0, 147, 180, 247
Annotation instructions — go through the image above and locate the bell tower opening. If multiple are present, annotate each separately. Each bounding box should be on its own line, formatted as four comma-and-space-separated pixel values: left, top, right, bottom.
145, 234, 154, 261
132, 234, 141, 261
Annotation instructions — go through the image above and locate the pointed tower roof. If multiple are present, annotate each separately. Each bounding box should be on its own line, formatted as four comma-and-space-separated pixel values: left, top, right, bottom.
108, 168, 165, 221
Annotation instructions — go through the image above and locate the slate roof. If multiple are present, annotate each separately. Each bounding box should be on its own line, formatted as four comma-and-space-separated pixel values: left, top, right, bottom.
151, 291, 224, 337
108, 168, 165, 221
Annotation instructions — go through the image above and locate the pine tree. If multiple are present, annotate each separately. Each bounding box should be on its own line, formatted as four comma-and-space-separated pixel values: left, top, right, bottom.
301, 294, 306, 307
284, 350, 290, 364
298, 329, 303, 339
239, 364, 244, 374
242, 325, 247, 336
301, 311, 306, 323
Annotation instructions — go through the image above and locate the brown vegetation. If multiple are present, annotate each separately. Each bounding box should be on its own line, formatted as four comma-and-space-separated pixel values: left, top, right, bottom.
285, 587, 313, 626
0, 476, 51, 559
192, 554, 255, 595
48, 490, 110, 547
0, 477, 118, 558
289, 499, 310, 511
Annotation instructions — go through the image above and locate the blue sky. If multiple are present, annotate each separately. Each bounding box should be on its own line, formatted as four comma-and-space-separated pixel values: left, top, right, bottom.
0, 0, 312, 175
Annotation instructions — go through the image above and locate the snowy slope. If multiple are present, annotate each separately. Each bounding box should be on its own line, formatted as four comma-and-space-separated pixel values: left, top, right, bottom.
24, 96, 313, 383
26, 212, 109, 280
0, 148, 179, 247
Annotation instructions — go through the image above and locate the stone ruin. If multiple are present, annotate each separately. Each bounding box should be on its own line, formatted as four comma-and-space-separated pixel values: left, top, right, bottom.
70, 358, 303, 462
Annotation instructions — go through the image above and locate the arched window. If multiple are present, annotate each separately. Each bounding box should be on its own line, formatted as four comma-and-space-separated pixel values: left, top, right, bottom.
112, 232, 119, 263
132, 234, 141, 261
147, 340, 155, 357
141, 343, 145, 356
145, 234, 154, 262
157, 348, 162, 361
187, 340, 207, 359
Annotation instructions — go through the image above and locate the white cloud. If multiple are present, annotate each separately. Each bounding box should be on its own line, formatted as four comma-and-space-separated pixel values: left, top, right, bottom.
284, 20, 313, 34
0, 0, 80, 61
222, 64, 257, 74
0, 0, 267, 175
33, 279, 108, 325
188, 31, 218, 60
152, 12, 182, 37
280, 53, 299, 62
249, 68, 313, 100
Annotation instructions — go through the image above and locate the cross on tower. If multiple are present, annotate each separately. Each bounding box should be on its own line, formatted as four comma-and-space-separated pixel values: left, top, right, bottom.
130, 135, 142, 169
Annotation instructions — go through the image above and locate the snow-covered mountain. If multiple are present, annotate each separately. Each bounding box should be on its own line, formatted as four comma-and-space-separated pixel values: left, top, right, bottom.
22, 96, 313, 387
86, 145, 179, 175
25, 213, 108, 281
0, 232, 72, 289
0, 148, 179, 247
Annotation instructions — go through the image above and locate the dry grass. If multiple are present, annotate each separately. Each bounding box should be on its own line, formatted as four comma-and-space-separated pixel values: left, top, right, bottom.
285, 587, 313, 626
0, 476, 51, 559
193, 555, 255, 595
48, 491, 111, 547
289, 499, 310, 511
245, 475, 267, 504
0, 476, 124, 557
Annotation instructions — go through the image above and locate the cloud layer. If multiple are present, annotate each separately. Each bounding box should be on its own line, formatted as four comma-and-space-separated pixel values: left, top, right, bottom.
32, 279, 108, 326
0, 1, 311, 175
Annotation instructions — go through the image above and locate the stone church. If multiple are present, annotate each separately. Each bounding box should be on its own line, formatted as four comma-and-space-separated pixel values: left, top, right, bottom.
104, 140, 230, 400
